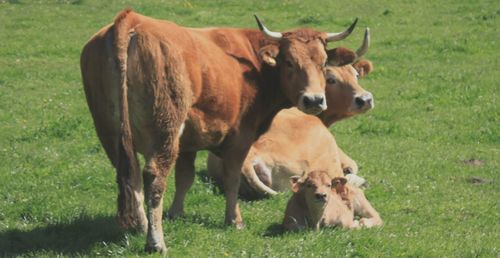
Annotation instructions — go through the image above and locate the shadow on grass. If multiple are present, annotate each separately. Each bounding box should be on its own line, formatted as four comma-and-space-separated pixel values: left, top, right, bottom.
0, 215, 126, 257
198, 169, 224, 195
164, 212, 227, 230
262, 223, 286, 237
198, 169, 273, 202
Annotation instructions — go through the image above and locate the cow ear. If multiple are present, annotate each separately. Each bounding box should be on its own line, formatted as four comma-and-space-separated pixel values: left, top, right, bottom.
259, 45, 279, 67
327, 47, 356, 66
332, 177, 348, 194
353, 59, 373, 78
290, 175, 302, 193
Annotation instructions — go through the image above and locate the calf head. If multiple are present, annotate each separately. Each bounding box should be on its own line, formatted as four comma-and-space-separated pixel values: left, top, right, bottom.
291, 171, 337, 208
255, 16, 358, 115
321, 28, 375, 124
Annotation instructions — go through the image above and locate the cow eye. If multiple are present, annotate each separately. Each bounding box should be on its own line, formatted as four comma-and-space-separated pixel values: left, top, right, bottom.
285, 60, 294, 68
326, 184, 332, 188
326, 77, 336, 84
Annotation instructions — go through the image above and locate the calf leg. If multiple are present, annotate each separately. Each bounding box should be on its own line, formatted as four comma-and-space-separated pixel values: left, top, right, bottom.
350, 186, 383, 228
167, 151, 197, 219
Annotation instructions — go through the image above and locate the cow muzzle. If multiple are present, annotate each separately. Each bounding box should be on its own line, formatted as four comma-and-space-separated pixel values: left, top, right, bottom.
354, 92, 374, 111
298, 93, 327, 115
314, 192, 328, 203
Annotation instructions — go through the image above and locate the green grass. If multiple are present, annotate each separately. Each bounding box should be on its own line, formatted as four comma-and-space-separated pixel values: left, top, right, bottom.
0, 0, 498, 257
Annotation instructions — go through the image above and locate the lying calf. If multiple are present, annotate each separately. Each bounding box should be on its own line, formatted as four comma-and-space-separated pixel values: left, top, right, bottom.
283, 170, 382, 231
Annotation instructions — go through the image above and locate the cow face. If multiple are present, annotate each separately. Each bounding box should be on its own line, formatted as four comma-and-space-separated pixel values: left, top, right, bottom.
320, 28, 374, 124
291, 171, 334, 205
278, 36, 329, 115
255, 16, 357, 115
321, 59, 374, 123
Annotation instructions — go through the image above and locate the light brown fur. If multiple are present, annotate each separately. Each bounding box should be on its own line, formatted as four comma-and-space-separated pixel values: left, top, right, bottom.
80, 9, 356, 252
282, 171, 382, 231
207, 59, 374, 199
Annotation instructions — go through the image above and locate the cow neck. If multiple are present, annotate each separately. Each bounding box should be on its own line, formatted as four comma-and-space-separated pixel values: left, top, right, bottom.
239, 29, 292, 137
306, 199, 327, 228
317, 113, 341, 128
291, 190, 324, 228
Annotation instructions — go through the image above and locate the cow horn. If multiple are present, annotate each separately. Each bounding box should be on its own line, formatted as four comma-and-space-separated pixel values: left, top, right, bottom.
326, 18, 358, 42
254, 15, 283, 41
356, 27, 370, 58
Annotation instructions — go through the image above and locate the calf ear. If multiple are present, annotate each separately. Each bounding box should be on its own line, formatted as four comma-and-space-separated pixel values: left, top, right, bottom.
332, 177, 348, 194
259, 45, 279, 67
290, 175, 302, 193
353, 59, 373, 78
327, 47, 356, 66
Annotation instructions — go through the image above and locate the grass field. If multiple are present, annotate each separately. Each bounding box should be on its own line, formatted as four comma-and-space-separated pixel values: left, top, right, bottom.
0, 0, 498, 257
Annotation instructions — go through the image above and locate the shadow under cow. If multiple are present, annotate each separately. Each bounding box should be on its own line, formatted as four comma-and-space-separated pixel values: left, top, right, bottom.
0, 215, 126, 257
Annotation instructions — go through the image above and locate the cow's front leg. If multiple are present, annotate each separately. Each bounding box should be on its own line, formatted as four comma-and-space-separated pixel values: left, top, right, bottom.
167, 151, 197, 219
221, 147, 249, 229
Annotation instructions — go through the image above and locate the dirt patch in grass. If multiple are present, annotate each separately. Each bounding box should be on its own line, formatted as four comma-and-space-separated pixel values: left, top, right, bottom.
462, 158, 485, 166
466, 176, 493, 185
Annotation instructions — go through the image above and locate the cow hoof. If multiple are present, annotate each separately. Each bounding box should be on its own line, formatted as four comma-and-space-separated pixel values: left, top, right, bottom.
343, 167, 354, 175
351, 220, 361, 229
360, 218, 374, 228
345, 174, 368, 188
225, 220, 245, 230
235, 222, 245, 230
145, 243, 167, 254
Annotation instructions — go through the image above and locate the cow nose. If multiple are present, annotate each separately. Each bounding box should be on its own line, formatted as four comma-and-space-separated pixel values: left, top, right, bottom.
298, 93, 327, 115
315, 192, 327, 201
355, 93, 374, 109
303, 95, 325, 109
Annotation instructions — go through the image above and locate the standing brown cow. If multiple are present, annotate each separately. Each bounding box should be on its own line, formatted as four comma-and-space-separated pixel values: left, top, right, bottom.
207, 29, 374, 199
80, 8, 357, 252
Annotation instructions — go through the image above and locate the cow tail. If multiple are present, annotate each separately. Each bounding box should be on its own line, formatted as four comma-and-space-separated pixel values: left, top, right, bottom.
242, 158, 278, 197
113, 8, 142, 228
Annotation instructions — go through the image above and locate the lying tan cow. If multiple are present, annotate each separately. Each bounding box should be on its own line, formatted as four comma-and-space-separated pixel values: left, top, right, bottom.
81, 8, 358, 252
283, 171, 382, 231
207, 29, 374, 199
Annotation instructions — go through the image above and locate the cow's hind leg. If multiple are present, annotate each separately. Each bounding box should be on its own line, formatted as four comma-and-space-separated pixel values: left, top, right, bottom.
167, 151, 197, 219
338, 146, 359, 175
142, 138, 181, 253
116, 144, 148, 232
142, 157, 169, 253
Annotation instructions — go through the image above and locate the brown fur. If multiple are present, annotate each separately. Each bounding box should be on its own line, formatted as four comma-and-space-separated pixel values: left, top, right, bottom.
207, 59, 374, 199
282, 171, 382, 231
327, 47, 357, 66
353, 59, 373, 78
318, 59, 374, 124
80, 9, 355, 252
